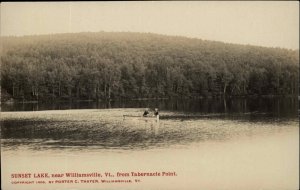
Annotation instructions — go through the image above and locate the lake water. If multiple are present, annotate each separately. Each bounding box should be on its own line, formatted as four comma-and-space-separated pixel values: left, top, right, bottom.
1, 98, 299, 190
1, 97, 298, 118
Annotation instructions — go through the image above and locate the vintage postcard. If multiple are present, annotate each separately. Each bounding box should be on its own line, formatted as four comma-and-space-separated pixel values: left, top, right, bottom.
1, 2, 299, 190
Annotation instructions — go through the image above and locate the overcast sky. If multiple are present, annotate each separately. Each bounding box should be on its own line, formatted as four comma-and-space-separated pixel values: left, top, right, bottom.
1, 2, 299, 49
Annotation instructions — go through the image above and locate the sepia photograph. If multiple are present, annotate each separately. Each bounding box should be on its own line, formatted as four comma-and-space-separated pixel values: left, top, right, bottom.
0, 1, 299, 190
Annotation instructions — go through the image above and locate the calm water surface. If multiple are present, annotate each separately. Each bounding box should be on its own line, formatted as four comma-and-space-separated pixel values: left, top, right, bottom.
1, 97, 298, 151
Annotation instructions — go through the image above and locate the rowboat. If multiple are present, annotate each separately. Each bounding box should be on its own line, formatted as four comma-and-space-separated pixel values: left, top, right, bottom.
123, 115, 159, 121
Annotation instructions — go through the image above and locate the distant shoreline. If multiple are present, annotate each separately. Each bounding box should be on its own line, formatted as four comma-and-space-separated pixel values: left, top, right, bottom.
1, 95, 298, 104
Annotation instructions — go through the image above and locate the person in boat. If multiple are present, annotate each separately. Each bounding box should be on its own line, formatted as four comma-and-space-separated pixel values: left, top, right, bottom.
154, 108, 159, 116
143, 108, 150, 117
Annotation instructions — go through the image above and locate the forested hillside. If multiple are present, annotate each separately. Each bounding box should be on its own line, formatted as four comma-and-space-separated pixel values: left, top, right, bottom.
1, 32, 299, 101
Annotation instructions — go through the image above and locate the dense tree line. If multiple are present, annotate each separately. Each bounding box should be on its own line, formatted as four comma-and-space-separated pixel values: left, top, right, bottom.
1, 32, 299, 102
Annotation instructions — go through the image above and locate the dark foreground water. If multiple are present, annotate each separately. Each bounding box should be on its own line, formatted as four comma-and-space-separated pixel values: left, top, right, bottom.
1, 97, 298, 151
